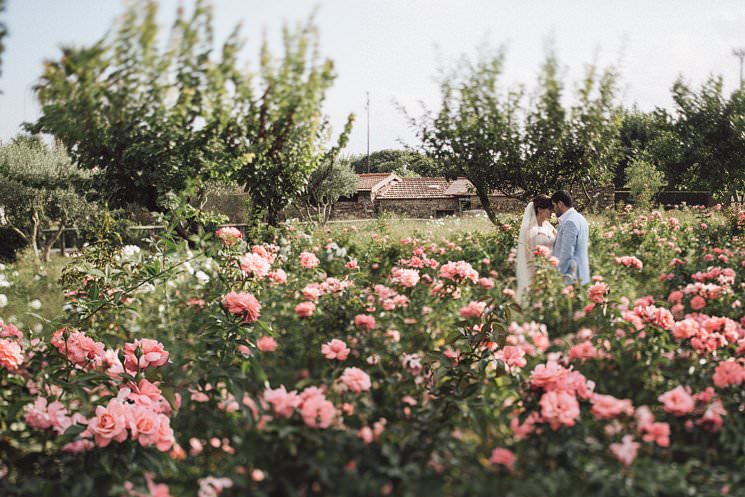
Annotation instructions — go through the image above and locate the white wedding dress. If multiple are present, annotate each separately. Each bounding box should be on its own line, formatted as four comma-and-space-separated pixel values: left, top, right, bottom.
516, 202, 557, 305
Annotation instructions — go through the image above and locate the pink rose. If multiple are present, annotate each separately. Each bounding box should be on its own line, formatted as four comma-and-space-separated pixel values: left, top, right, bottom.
641, 422, 670, 447
128, 405, 163, 447
341, 367, 371, 393
590, 394, 634, 420
238, 253, 271, 279
299, 392, 336, 429
268, 269, 288, 284
88, 399, 129, 448
321, 339, 350, 361
713, 360, 745, 388
658, 385, 695, 416
495, 346, 526, 372
459, 301, 487, 319
299, 251, 320, 269
295, 301, 316, 317
124, 338, 169, 372
530, 361, 569, 391
256, 336, 278, 353
262, 385, 300, 418
539, 391, 580, 430
489, 447, 517, 472
568, 341, 597, 361
354, 314, 376, 331
222, 291, 261, 323
690, 295, 707, 311
587, 282, 609, 304
0, 338, 24, 371
215, 227, 243, 246
609, 434, 639, 466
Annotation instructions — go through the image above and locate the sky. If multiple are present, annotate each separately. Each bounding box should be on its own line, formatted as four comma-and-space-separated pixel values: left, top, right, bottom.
1, 0, 745, 154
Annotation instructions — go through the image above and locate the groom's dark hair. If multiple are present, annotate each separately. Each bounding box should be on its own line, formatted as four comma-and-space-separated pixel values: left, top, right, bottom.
551, 190, 573, 208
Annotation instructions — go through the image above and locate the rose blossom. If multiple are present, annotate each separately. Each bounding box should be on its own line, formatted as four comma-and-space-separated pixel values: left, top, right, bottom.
590, 394, 634, 420
222, 291, 261, 323
256, 336, 278, 353
341, 367, 371, 393
88, 399, 129, 447
299, 391, 336, 429
321, 339, 350, 361
0, 338, 24, 371
489, 447, 517, 472
459, 301, 486, 319
587, 282, 608, 304
658, 385, 695, 416
609, 435, 639, 466
124, 338, 169, 372
238, 253, 271, 279
568, 341, 597, 361
295, 301, 316, 318
495, 346, 526, 371
641, 422, 670, 447
299, 251, 320, 269
539, 391, 580, 430
215, 227, 243, 246
354, 314, 376, 331
263, 385, 300, 418
712, 360, 745, 388
530, 361, 569, 391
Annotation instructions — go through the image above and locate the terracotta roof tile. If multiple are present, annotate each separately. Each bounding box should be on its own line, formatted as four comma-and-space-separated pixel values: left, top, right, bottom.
444, 178, 476, 196
357, 173, 396, 191
377, 177, 452, 199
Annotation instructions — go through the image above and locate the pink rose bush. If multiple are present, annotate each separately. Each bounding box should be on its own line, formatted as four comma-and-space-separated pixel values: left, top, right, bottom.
4, 206, 745, 495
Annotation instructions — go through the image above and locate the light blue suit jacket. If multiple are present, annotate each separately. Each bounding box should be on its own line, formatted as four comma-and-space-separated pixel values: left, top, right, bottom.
552, 208, 590, 284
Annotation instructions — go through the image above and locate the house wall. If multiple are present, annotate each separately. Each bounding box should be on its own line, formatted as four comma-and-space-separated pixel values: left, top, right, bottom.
331, 192, 376, 219
377, 198, 460, 218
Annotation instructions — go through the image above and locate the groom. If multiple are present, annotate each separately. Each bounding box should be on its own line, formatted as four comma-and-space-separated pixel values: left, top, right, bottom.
551, 190, 590, 284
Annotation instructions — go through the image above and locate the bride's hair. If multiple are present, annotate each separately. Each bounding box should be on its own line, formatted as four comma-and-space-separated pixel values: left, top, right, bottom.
532, 194, 552, 212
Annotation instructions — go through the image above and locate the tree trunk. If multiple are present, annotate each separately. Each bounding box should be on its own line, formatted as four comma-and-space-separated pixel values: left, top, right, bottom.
31, 212, 41, 263
43, 224, 66, 263
474, 184, 498, 225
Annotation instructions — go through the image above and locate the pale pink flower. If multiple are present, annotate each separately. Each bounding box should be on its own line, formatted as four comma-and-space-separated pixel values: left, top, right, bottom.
128, 405, 163, 448
540, 391, 580, 430
262, 385, 300, 418
321, 339, 350, 360
295, 301, 316, 317
268, 268, 288, 284
222, 291, 261, 323
568, 341, 597, 361
713, 360, 745, 388
0, 338, 24, 371
341, 367, 371, 393
299, 251, 320, 269
495, 346, 526, 371
239, 253, 271, 279
393, 268, 420, 288
690, 295, 707, 311
530, 361, 569, 391
88, 399, 129, 447
215, 227, 243, 246
489, 447, 517, 472
256, 336, 278, 353
641, 422, 670, 447
609, 434, 639, 466
590, 394, 634, 420
299, 392, 335, 429
354, 314, 376, 331
658, 385, 695, 416
459, 301, 486, 319
587, 282, 609, 304
124, 338, 169, 372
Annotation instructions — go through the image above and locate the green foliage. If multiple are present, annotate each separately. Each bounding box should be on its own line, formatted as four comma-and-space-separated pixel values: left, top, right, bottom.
0, 137, 92, 262
349, 149, 442, 177
408, 45, 622, 223
624, 159, 666, 209
27, 1, 353, 227
296, 156, 358, 224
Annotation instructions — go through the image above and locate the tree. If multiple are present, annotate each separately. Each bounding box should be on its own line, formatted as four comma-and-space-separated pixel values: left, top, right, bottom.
233, 18, 354, 225
624, 158, 666, 209
0, 137, 91, 262
407, 46, 524, 224
27, 1, 353, 227
349, 149, 442, 177
562, 63, 623, 208
296, 156, 357, 225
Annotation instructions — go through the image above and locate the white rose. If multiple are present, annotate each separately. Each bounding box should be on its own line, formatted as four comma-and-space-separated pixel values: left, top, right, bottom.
0, 294, 7, 308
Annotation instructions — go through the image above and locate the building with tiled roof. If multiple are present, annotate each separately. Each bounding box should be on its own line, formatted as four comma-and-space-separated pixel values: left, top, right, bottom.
376, 177, 451, 199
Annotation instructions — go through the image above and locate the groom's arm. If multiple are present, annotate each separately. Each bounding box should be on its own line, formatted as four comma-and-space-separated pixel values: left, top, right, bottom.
555, 221, 578, 275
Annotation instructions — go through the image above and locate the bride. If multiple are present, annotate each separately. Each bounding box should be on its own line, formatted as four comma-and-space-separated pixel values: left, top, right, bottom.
516, 194, 556, 305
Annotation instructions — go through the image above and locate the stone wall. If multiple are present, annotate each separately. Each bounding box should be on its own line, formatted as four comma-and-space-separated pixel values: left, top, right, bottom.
377, 198, 461, 218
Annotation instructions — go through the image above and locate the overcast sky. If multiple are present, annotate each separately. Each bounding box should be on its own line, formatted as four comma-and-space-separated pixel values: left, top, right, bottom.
1, 0, 744, 154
